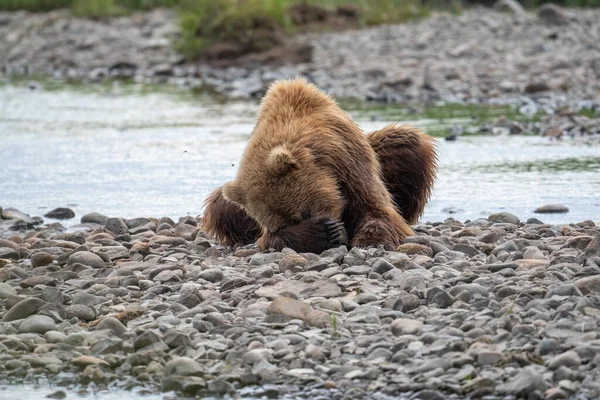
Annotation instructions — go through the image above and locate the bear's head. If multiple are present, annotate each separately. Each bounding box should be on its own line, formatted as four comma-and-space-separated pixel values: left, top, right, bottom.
222, 145, 344, 234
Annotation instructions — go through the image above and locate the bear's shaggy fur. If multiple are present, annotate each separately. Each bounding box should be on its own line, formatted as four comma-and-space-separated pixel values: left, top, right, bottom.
202, 78, 437, 252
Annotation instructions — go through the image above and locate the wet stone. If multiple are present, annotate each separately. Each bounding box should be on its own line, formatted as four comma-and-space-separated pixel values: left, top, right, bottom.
548, 351, 581, 370
66, 304, 97, 321
535, 204, 569, 214
31, 252, 54, 267
489, 212, 520, 225
18, 315, 56, 334
45, 207, 75, 220
426, 287, 454, 308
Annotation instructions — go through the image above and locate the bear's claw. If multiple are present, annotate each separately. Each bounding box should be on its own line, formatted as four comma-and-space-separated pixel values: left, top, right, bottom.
325, 219, 348, 248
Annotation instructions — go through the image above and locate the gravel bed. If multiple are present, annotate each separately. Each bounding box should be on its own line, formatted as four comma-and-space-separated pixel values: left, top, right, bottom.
0, 207, 599, 399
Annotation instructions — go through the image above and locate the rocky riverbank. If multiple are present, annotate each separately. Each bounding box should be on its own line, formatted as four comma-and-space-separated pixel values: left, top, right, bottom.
1, 5, 600, 110
0, 206, 599, 399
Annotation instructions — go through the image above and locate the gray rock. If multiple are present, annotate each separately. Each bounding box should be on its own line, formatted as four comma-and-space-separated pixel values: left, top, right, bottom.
164, 330, 192, 348
538, 3, 570, 25
548, 350, 581, 370
384, 293, 420, 312
0, 283, 17, 299
81, 212, 109, 225
104, 217, 129, 235
391, 318, 423, 335
18, 315, 56, 334
44, 207, 75, 220
249, 252, 283, 265
278, 254, 308, 273
535, 204, 569, 214
371, 258, 395, 275
44, 330, 67, 343
72, 291, 101, 305
178, 289, 202, 309
299, 280, 342, 298
522, 246, 546, 260
426, 287, 454, 308
92, 245, 129, 261
477, 350, 505, 365
583, 233, 600, 260
41, 287, 66, 304
498, 366, 548, 394
163, 357, 203, 377
488, 212, 520, 225
20, 275, 58, 288
199, 268, 224, 283
67, 251, 106, 269
493, 0, 525, 14
97, 317, 127, 337
66, 304, 97, 321
2, 297, 46, 321
134, 330, 162, 350
31, 251, 54, 267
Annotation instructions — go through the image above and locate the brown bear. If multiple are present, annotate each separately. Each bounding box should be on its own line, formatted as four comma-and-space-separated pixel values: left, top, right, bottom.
202, 77, 437, 253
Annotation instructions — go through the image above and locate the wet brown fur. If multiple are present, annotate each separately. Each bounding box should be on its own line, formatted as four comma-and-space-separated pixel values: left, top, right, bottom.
201, 78, 437, 252
368, 124, 437, 224
202, 187, 261, 246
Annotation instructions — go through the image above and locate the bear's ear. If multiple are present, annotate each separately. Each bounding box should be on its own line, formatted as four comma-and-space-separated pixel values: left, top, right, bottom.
222, 181, 245, 206
268, 146, 297, 176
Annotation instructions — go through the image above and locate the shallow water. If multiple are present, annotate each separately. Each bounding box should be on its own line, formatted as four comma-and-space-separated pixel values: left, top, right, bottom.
1, 81, 599, 229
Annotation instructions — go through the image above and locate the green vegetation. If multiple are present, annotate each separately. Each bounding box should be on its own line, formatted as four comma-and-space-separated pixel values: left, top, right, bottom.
175, 0, 291, 59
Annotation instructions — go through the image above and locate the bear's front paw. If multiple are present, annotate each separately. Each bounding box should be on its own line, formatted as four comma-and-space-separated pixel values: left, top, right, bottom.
324, 219, 348, 248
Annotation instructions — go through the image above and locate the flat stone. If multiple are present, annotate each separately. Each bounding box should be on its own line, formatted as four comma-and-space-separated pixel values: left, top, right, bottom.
20, 275, 58, 288
498, 366, 548, 394
426, 286, 454, 308
104, 217, 129, 235
81, 212, 109, 225
97, 317, 127, 337
574, 276, 600, 295
163, 357, 203, 377
488, 212, 520, 225
535, 204, 569, 214
477, 350, 505, 365
396, 243, 432, 256
278, 254, 308, 273
18, 315, 56, 334
2, 297, 46, 321
299, 279, 342, 298
199, 268, 224, 283
391, 318, 423, 335
91, 245, 129, 261
45, 207, 75, 220
178, 289, 202, 309
0, 283, 17, 299
67, 304, 97, 321
67, 251, 106, 269
31, 251, 54, 267
267, 297, 328, 328
548, 351, 581, 370
71, 356, 109, 368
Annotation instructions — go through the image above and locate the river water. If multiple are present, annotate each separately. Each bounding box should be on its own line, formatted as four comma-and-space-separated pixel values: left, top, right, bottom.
1, 81, 599, 227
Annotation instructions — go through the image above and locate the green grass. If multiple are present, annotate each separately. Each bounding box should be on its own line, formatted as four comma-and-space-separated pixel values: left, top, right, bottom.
577, 108, 600, 118
175, 0, 291, 59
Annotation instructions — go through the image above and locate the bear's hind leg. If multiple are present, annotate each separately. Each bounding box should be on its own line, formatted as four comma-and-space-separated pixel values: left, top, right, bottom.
201, 186, 262, 246
367, 124, 437, 224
